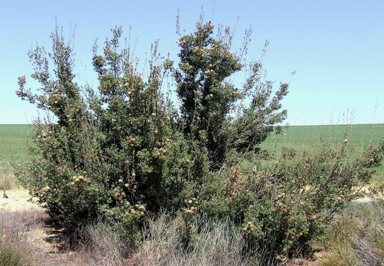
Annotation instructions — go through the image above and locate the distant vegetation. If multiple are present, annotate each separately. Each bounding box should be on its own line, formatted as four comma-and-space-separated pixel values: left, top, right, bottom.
259, 124, 384, 182
0, 124, 33, 169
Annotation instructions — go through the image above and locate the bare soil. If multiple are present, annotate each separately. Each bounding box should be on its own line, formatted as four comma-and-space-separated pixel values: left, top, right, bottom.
0, 189, 41, 213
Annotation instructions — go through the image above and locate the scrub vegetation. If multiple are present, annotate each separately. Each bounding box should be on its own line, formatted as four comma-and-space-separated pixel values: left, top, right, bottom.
4, 14, 384, 265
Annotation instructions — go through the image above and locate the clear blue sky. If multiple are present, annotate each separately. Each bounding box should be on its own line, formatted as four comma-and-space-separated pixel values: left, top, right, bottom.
1, 0, 383, 125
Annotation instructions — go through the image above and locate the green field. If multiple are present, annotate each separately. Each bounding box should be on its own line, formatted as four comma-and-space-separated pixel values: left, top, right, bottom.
259, 123, 384, 181
0, 124, 33, 169
261, 124, 383, 150
1, 123, 383, 181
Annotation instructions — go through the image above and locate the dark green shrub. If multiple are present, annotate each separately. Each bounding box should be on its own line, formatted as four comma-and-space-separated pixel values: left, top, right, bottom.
14, 26, 197, 235
13, 16, 383, 258
174, 21, 288, 169
14, 18, 287, 234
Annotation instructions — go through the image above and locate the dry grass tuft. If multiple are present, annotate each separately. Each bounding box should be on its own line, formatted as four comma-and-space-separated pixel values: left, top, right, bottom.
0, 209, 50, 265
128, 212, 273, 266
321, 199, 384, 265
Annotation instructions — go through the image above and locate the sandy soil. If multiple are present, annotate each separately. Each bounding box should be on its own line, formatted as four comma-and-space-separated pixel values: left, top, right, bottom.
0, 189, 72, 264
0, 189, 42, 213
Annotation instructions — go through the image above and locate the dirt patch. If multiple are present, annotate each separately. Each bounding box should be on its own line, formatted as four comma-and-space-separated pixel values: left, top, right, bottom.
0, 190, 75, 264
0, 189, 41, 213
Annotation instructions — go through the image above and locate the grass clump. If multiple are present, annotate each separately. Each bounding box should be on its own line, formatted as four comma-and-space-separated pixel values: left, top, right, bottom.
321, 217, 359, 266
130, 212, 276, 266
0, 238, 33, 266
75, 218, 130, 265
321, 194, 384, 265
0, 210, 49, 266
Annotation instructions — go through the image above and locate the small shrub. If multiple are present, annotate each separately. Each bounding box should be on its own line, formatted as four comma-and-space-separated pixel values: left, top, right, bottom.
197, 137, 384, 257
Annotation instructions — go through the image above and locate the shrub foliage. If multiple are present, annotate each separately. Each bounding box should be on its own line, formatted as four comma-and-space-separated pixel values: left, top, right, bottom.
14, 19, 383, 258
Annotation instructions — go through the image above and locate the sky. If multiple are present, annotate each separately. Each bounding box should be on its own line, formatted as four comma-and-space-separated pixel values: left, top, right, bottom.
1, 0, 383, 125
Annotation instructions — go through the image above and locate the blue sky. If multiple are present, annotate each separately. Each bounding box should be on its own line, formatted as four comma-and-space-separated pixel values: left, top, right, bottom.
1, 0, 383, 125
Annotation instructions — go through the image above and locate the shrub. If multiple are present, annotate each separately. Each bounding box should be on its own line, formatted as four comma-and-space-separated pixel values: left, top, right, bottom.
174, 21, 288, 169
197, 136, 384, 258
13, 16, 384, 259
14, 18, 287, 234
14, 26, 195, 236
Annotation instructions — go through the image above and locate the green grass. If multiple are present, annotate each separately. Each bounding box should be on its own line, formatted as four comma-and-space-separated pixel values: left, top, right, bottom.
0, 124, 34, 189
261, 124, 383, 151
259, 124, 384, 182
0, 124, 33, 169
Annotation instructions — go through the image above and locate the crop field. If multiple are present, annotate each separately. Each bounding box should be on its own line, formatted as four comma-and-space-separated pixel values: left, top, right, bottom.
0, 124, 34, 188
259, 123, 384, 181
261, 123, 383, 150
0, 124, 33, 169
1, 123, 383, 181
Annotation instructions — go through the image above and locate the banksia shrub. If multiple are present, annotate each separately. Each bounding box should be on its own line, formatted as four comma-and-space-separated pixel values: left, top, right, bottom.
14, 26, 197, 235
13, 17, 383, 259
197, 137, 384, 257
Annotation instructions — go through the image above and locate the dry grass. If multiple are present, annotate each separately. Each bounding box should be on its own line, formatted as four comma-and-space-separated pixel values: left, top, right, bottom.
0, 208, 275, 265
0, 169, 19, 191
0, 209, 130, 266
128, 213, 276, 266
0, 209, 50, 265
320, 199, 384, 265
4, 199, 384, 266
70, 219, 131, 266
